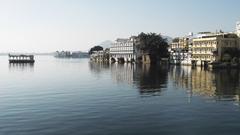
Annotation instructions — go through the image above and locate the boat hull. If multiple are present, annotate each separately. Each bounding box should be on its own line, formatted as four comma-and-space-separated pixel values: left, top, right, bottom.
9, 60, 35, 63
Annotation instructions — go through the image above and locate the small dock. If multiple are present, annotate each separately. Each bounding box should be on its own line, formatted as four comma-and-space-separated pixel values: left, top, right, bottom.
9, 54, 35, 63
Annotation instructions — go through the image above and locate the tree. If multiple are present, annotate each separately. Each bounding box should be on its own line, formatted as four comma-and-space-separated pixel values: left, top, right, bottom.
89, 46, 103, 55
172, 38, 179, 43
136, 32, 169, 62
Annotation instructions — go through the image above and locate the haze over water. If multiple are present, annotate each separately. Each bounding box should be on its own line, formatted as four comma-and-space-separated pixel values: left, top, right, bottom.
1, 56, 240, 135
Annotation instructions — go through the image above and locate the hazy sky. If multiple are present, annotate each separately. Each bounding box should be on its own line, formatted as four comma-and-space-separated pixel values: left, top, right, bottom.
0, 0, 240, 52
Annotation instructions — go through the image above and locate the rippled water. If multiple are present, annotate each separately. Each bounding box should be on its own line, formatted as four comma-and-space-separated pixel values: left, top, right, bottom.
1, 56, 240, 135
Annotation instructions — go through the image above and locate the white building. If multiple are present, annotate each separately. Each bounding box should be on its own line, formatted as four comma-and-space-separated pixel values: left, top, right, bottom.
170, 51, 192, 65
90, 50, 104, 62
237, 21, 240, 37
110, 37, 136, 62
169, 36, 193, 65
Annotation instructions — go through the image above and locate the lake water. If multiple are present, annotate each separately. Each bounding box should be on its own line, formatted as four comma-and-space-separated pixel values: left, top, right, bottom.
1, 56, 240, 135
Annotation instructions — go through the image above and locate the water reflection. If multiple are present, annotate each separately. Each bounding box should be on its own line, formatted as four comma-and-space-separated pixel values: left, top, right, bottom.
133, 64, 168, 95
8, 63, 34, 72
170, 66, 240, 101
89, 62, 240, 100
90, 62, 169, 95
88, 62, 110, 74
110, 63, 135, 85
110, 63, 169, 95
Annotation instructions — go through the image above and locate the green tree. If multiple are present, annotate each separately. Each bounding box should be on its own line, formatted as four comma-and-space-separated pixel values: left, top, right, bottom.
89, 46, 103, 55
172, 38, 179, 42
136, 32, 169, 62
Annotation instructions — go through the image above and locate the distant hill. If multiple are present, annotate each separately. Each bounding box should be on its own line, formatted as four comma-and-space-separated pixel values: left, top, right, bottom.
162, 36, 173, 44
97, 40, 114, 49
95, 36, 172, 50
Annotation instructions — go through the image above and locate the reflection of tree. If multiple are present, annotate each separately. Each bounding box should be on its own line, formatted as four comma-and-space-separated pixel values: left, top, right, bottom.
88, 62, 110, 75
134, 64, 169, 94
109, 63, 169, 95
214, 70, 240, 96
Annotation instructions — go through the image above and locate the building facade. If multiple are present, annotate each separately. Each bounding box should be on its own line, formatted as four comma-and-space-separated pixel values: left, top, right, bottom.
192, 33, 239, 66
169, 37, 192, 65
90, 49, 110, 62
55, 51, 89, 58
237, 21, 240, 37
90, 50, 104, 62
110, 37, 136, 62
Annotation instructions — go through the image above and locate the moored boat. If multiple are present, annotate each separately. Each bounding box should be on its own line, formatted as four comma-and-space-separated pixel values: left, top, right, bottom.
9, 54, 35, 63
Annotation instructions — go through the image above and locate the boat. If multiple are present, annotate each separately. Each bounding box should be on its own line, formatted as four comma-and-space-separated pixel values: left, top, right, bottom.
8, 54, 35, 63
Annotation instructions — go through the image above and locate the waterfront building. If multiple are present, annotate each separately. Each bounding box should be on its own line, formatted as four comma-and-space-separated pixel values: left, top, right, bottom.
90, 50, 109, 62
90, 48, 110, 62
110, 37, 136, 63
169, 36, 192, 65
192, 32, 239, 66
55, 51, 71, 58
71, 51, 89, 58
55, 51, 89, 58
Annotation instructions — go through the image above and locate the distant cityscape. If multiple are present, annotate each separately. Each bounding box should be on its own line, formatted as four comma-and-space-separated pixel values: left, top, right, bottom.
90, 21, 240, 69
2, 20, 240, 69
54, 51, 89, 58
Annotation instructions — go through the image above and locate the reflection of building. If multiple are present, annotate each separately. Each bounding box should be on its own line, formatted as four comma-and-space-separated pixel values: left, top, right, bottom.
89, 62, 110, 74
192, 33, 239, 65
169, 66, 192, 89
110, 63, 135, 85
191, 68, 216, 97
9, 63, 34, 72
169, 66, 216, 97
110, 37, 136, 62
169, 66, 240, 101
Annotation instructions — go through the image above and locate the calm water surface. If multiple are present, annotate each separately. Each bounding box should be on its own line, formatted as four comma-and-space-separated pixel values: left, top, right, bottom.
1, 56, 240, 135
